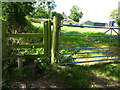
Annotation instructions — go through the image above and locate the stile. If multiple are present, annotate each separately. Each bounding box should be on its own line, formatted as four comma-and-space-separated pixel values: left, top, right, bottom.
7, 44, 44, 48
7, 33, 43, 38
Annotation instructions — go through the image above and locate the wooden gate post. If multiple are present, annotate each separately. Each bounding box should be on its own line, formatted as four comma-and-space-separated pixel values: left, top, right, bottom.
18, 56, 23, 69
43, 20, 51, 62
47, 20, 52, 62
44, 21, 48, 58
51, 16, 61, 64
0, 19, 1, 90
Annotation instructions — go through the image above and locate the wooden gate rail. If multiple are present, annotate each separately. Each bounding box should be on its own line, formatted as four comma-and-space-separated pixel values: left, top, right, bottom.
2, 20, 52, 68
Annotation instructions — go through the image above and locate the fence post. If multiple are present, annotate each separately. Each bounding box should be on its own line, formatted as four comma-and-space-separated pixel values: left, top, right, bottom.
2, 21, 7, 60
51, 16, 61, 64
18, 56, 23, 69
0, 19, 1, 90
47, 20, 51, 62
44, 21, 48, 58
43, 20, 51, 62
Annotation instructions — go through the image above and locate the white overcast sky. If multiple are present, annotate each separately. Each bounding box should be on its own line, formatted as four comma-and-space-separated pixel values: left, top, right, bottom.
54, 0, 120, 23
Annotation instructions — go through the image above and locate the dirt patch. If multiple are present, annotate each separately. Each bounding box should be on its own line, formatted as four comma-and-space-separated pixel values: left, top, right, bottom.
12, 74, 66, 89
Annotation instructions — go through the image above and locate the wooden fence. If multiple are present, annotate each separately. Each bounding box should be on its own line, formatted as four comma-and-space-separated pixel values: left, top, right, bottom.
2, 20, 54, 68
2, 16, 120, 66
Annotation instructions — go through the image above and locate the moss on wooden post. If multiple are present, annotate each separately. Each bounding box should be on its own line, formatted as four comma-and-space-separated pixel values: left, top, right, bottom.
51, 16, 61, 64
2, 21, 7, 60
44, 21, 48, 58
47, 20, 51, 62
43, 20, 51, 62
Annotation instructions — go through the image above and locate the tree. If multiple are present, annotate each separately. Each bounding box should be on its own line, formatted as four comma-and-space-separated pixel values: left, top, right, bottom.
109, 8, 120, 26
0, 1, 2, 19
32, 7, 50, 18
52, 11, 64, 20
69, 5, 83, 22
33, 0, 56, 18
36, 0, 56, 12
2, 2, 34, 32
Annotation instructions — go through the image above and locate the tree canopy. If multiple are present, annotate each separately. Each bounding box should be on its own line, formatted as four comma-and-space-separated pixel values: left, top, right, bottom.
69, 5, 83, 22
33, 0, 56, 18
2, 0, 57, 33
2, 2, 34, 32
109, 8, 120, 26
32, 7, 50, 18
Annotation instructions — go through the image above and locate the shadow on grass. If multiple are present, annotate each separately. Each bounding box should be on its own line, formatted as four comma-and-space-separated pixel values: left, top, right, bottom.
48, 62, 120, 88
3, 61, 120, 88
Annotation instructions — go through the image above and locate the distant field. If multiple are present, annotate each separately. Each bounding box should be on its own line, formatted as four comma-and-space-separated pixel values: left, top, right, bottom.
61, 26, 118, 35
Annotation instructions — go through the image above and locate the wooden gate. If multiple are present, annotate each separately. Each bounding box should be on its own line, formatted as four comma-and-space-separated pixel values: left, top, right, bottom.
2, 20, 52, 67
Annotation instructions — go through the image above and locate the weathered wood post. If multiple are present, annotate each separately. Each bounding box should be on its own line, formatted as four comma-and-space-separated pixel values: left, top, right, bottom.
0, 20, 1, 58
0, 20, 1, 90
51, 16, 61, 64
2, 21, 7, 60
47, 20, 52, 62
44, 21, 48, 58
18, 56, 23, 69
43, 20, 52, 62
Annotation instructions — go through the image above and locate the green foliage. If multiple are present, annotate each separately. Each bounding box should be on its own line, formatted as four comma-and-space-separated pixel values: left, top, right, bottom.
0, 1, 2, 19
32, 0, 56, 18
109, 8, 120, 26
90, 62, 120, 84
116, 18, 120, 26
109, 9, 119, 20
2, 2, 34, 33
36, 0, 56, 13
69, 5, 83, 22
13, 66, 33, 78
50, 66, 91, 88
52, 11, 64, 20
2, 58, 18, 89
32, 7, 50, 18
34, 57, 50, 70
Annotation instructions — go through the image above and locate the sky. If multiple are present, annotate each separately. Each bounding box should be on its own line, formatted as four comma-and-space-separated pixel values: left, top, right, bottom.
54, 0, 120, 23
